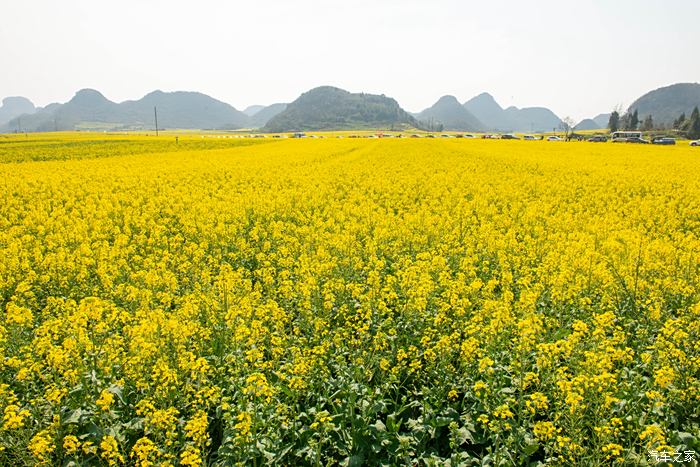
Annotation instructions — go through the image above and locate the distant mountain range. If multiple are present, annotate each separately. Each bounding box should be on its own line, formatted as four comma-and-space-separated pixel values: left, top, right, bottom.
463, 93, 514, 131
2, 82, 698, 133
249, 103, 287, 128
262, 86, 420, 132
627, 83, 700, 124
503, 105, 562, 133
417, 96, 483, 131
572, 82, 700, 131
460, 93, 562, 132
2, 89, 252, 132
593, 113, 611, 129
574, 113, 610, 131
574, 119, 600, 131
0, 97, 36, 126
0, 90, 288, 132
243, 105, 265, 116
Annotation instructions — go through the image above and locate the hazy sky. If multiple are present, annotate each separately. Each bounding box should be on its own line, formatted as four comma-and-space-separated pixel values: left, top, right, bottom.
2, 0, 699, 121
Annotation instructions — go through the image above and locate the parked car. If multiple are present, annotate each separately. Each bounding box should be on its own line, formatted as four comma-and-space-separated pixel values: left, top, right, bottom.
547, 136, 563, 141
690, 140, 700, 146
463, 134, 476, 139
501, 134, 519, 140
523, 135, 537, 140
626, 137, 649, 144
652, 137, 676, 145
588, 135, 607, 142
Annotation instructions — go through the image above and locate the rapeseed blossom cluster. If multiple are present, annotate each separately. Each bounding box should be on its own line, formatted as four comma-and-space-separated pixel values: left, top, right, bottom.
0, 133, 699, 464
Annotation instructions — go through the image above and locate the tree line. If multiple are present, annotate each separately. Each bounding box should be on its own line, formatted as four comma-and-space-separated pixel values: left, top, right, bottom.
607, 106, 700, 139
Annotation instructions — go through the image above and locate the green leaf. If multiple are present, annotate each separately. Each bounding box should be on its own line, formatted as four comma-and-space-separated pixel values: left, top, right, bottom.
433, 416, 454, 427
454, 426, 473, 445
122, 417, 144, 431
676, 431, 696, 447
63, 408, 83, 425
523, 440, 540, 456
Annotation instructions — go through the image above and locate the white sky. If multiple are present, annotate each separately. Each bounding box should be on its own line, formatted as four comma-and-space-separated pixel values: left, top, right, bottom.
2, 0, 699, 121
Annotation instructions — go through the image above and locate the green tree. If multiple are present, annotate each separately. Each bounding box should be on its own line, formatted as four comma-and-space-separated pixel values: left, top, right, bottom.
641, 115, 654, 131
608, 111, 620, 132
688, 106, 700, 140
620, 113, 631, 130
630, 109, 639, 130
674, 113, 686, 130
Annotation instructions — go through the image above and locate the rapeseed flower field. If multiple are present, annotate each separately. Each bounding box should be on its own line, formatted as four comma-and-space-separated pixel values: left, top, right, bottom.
0, 133, 699, 465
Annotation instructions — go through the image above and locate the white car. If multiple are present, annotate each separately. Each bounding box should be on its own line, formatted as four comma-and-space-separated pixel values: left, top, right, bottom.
547, 136, 563, 141
691, 140, 700, 146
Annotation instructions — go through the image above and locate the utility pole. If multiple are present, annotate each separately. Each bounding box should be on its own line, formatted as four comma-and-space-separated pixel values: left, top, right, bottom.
154, 106, 159, 136
18, 116, 22, 133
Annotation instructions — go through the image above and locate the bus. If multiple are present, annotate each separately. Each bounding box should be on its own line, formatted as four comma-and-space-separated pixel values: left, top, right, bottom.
611, 131, 642, 142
